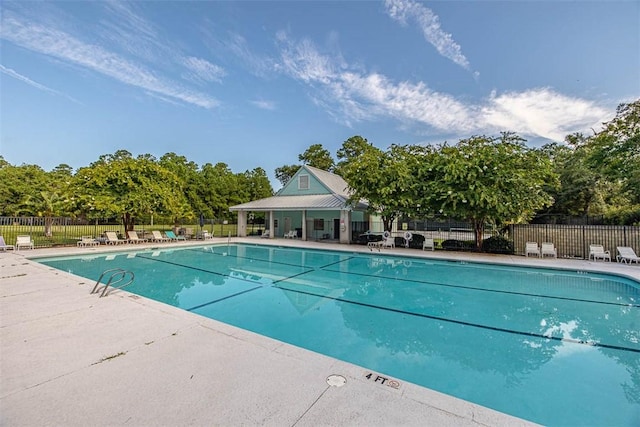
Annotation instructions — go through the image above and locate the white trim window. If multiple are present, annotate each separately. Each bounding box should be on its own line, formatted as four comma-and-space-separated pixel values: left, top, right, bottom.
298, 174, 310, 190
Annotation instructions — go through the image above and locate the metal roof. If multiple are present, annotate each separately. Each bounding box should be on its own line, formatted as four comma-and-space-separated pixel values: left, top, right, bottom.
230, 194, 367, 211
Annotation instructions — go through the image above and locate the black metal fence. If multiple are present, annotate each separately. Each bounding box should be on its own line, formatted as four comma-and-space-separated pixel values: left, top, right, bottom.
2, 216, 639, 258
0, 216, 236, 248
511, 224, 640, 259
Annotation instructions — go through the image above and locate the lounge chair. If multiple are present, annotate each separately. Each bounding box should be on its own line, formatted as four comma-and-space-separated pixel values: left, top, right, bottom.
284, 230, 297, 239
0, 235, 15, 251
616, 247, 640, 264
77, 236, 99, 247
164, 230, 181, 241
422, 237, 434, 251
16, 235, 34, 250
150, 230, 170, 242
589, 244, 611, 262
261, 229, 270, 238
104, 231, 128, 245
525, 242, 540, 257
127, 230, 147, 244
541, 242, 557, 258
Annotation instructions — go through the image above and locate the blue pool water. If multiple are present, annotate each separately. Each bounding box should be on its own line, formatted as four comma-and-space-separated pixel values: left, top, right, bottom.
38, 244, 640, 426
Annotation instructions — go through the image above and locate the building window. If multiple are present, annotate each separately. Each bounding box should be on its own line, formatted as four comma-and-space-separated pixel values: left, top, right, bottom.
314, 219, 324, 230
298, 174, 309, 190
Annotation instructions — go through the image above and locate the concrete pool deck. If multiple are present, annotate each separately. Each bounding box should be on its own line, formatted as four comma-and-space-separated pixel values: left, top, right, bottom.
2, 238, 639, 426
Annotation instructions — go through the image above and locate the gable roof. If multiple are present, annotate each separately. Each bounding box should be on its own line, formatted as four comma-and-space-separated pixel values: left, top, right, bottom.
230, 165, 367, 212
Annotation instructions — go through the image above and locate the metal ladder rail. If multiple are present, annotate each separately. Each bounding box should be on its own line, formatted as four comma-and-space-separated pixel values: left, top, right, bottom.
91, 268, 135, 298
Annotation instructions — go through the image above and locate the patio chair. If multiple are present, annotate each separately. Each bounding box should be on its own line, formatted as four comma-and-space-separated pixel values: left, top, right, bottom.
403, 231, 412, 248
261, 229, 270, 238
150, 230, 170, 243
284, 230, 297, 239
616, 247, 640, 264
127, 230, 147, 244
77, 236, 99, 247
104, 231, 128, 245
201, 230, 214, 240
0, 235, 15, 251
589, 244, 611, 262
541, 242, 557, 258
525, 242, 540, 257
16, 235, 34, 250
422, 237, 435, 251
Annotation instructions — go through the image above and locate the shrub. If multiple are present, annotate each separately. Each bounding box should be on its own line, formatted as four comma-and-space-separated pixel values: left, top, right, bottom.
441, 239, 474, 251
482, 236, 514, 254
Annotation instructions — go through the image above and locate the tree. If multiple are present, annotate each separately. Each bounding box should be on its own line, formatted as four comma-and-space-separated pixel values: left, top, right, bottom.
298, 143, 335, 171
337, 137, 418, 232
238, 167, 273, 201
0, 161, 48, 216
73, 151, 190, 230
583, 100, 640, 223
420, 133, 557, 250
200, 162, 244, 220
274, 164, 300, 187
159, 153, 207, 219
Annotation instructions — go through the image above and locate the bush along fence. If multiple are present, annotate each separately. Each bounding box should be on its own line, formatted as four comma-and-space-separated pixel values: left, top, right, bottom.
0, 216, 238, 248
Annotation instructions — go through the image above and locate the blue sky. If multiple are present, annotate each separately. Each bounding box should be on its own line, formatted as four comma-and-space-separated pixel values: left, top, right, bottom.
1, 0, 638, 188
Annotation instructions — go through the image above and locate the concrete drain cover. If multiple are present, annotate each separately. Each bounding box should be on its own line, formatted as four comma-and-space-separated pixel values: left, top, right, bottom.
326, 375, 346, 387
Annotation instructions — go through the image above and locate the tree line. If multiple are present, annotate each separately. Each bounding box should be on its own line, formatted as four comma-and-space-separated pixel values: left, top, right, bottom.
1, 100, 638, 245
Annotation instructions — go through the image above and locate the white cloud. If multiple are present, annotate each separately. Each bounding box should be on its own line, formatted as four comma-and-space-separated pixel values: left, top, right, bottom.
480, 89, 609, 141
276, 34, 609, 143
0, 11, 219, 109
250, 99, 276, 111
384, 0, 473, 73
0, 64, 82, 104
182, 56, 226, 83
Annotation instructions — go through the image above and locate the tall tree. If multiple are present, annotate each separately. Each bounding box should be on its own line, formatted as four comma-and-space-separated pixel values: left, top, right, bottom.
274, 164, 300, 187
0, 161, 48, 216
337, 137, 418, 232
298, 143, 335, 171
73, 151, 190, 230
420, 133, 557, 250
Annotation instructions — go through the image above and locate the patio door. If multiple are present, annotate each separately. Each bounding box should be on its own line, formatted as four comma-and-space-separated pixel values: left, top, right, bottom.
333, 218, 340, 239
284, 217, 291, 234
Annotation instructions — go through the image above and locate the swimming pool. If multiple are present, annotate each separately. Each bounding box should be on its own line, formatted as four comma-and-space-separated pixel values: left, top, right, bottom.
38, 244, 640, 426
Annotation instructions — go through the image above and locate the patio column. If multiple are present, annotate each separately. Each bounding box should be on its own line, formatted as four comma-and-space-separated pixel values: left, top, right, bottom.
339, 210, 352, 244
302, 210, 307, 241
237, 210, 247, 237
268, 210, 274, 238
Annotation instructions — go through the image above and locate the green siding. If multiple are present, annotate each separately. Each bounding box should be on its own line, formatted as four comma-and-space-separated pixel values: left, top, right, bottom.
278, 170, 330, 196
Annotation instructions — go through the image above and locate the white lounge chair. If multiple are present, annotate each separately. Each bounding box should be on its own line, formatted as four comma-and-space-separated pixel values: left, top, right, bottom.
261, 229, 270, 238
201, 230, 214, 240
0, 235, 15, 251
284, 230, 297, 239
104, 231, 128, 245
525, 242, 540, 257
126, 230, 147, 244
150, 230, 170, 242
77, 236, 99, 247
541, 242, 557, 258
589, 244, 611, 262
16, 235, 34, 250
617, 246, 640, 264
422, 237, 435, 251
